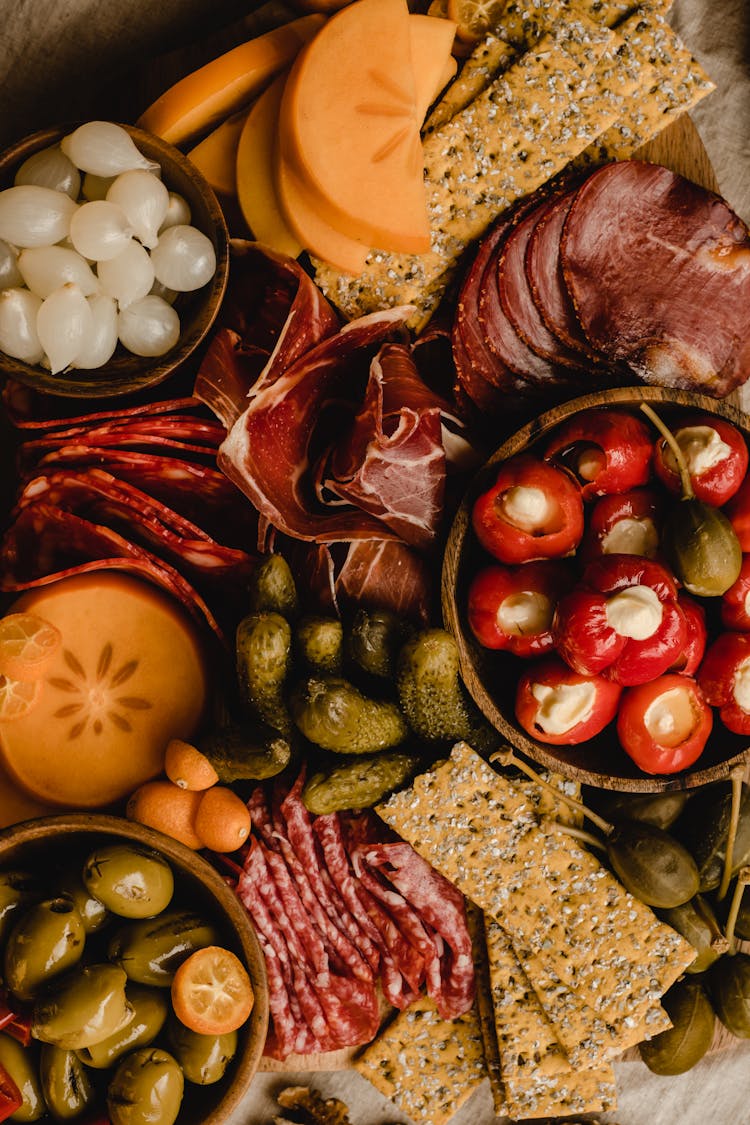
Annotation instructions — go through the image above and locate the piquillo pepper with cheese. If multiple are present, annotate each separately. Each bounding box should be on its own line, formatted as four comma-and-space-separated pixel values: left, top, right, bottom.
653, 414, 748, 507
616, 673, 713, 774
544, 408, 653, 500
515, 656, 622, 745
579, 487, 662, 563
698, 632, 750, 735
466, 560, 572, 656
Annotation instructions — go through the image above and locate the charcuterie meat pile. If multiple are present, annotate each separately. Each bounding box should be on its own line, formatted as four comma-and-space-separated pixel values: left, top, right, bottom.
0, 388, 256, 641
453, 161, 750, 416
231, 771, 474, 1059
195, 241, 471, 623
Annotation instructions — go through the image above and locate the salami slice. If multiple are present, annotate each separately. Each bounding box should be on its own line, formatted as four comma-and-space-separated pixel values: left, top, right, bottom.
561, 160, 750, 396
1, 382, 201, 430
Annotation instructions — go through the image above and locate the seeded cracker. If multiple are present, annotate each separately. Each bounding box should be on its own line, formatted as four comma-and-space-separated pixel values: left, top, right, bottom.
377, 743, 695, 1066
423, 35, 519, 135
314, 16, 618, 327
467, 903, 507, 1116
354, 993, 487, 1125
579, 6, 714, 163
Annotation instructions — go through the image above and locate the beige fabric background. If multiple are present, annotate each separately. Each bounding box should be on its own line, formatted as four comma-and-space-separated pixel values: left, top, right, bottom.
1, 1, 750, 1121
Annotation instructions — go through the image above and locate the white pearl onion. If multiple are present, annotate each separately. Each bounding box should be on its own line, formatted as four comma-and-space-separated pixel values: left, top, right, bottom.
61, 121, 159, 178
97, 241, 154, 309
118, 294, 180, 357
0, 185, 77, 248
18, 245, 99, 299
69, 200, 132, 261
74, 294, 118, 369
107, 170, 169, 250
0, 288, 43, 363
150, 224, 216, 292
0, 241, 23, 290
159, 192, 191, 232
15, 146, 81, 200
37, 282, 93, 374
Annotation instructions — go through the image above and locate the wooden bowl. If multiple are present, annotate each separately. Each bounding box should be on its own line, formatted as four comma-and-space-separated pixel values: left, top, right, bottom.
442, 385, 750, 793
0, 123, 229, 398
0, 813, 268, 1124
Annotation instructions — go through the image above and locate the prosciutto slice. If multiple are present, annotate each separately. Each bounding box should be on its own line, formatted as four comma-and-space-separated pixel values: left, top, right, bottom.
300, 539, 431, 623
561, 160, 750, 396
216, 308, 410, 550
194, 241, 340, 430
317, 343, 446, 550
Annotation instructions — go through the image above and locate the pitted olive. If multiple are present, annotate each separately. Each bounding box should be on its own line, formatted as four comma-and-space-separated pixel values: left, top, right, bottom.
76, 985, 169, 1069
57, 871, 109, 934
39, 1044, 96, 1121
639, 978, 715, 1074
167, 1018, 237, 1085
0, 1033, 45, 1122
107, 1047, 184, 1125
33, 963, 132, 1050
709, 951, 750, 1038
4, 897, 85, 1000
83, 845, 174, 919
107, 911, 218, 986
0, 871, 42, 946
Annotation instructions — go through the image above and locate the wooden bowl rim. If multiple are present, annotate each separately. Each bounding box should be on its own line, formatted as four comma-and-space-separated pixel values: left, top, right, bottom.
442, 384, 750, 793
0, 122, 229, 399
0, 812, 269, 1124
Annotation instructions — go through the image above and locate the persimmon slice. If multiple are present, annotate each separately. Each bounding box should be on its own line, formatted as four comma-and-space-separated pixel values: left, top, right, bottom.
0, 613, 62, 682
171, 946, 254, 1035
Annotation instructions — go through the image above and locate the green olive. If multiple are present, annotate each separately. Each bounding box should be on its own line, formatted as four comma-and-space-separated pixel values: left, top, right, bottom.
660, 895, 728, 974
57, 872, 109, 935
33, 963, 132, 1050
107, 911, 219, 986
0, 1034, 45, 1121
39, 1045, 96, 1121
663, 498, 742, 597
0, 871, 42, 947
709, 951, 750, 1038
83, 845, 174, 919
107, 1047, 184, 1125
606, 820, 700, 908
167, 1018, 237, 1085
4, 897, 85, 1000
639, 978, 715, 1074
76, 985, 169, 1069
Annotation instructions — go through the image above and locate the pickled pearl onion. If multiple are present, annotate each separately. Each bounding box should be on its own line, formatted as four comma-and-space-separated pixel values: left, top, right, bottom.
74, 295, 118, 369
150, 224, 216, 292
61, 121, 159, 178
118, 295, 180, 357
0, 185, 78, 249
37, 282, 94, 374
106, 170, 168, 250
159, 192, 191, 232
0, 288, 44, 364
18, 245, 99, 299
0, 240, 23, 290
14, 146, 81, 200
97, 241, 154, 309
69, 200, 133, 262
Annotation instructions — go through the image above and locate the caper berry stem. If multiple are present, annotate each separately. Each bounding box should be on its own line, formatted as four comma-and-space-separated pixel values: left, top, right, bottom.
490, 747, 614, 837
724, 866, 750, 954
640, 402, 695, 500
717, 766, 746, 903
545, 821, 607, 852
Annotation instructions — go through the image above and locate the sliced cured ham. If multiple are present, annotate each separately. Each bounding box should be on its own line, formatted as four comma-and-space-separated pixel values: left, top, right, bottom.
317, 343, 446, 550
561, 161, 750, 397
299, 539, 431, 624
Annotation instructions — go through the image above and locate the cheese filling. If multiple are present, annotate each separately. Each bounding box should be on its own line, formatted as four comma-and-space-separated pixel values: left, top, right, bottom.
497, 591, 552, 637
601, 516, 658, 558
663, 425, 731, 477
732, 656, 750, 713
605, 584, 663, 640
744, 590, 750, 621
644, 686, 697, 748
500, 485, 555, 533
530, 680, 596, 736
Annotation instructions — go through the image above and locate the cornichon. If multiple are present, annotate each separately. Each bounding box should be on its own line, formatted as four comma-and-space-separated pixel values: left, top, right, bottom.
348, 608, 412, 679
198, 720, 291, 782
296, 615, 344, 675
302, 751, 421, 814
235, 611, 293, 735
247, 553, 299, 619
290, 676, 408, 754
396, 628, 498, 755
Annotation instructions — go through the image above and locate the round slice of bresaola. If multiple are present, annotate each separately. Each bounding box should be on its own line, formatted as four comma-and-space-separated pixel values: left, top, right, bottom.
497, 195, 591, 372
526, 191, 603, 362
561, 161, 750, 397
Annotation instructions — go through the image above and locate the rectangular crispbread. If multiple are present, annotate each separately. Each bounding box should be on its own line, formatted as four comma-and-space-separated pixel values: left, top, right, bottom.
580, 6, 714, 163
466, 903, 507, 1116
314, 15, 619, 326
377, 743, 695, 1066
423, 34, 519, 135
353, 993, 487, 1125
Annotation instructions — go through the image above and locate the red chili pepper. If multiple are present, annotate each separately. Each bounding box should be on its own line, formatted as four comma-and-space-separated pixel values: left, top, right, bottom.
471, 454, 583, 565
725, 477, 750, 552
0, 995, 31, 1048
653, 413, 748, 507
698, 632, 750, 735
515, 656, 622, 745
0, 1061, 22, 1123
579, 487, 662, 564
544, 408, 653, 500
553, 554, 687, 686
722, 556, 750, 632
670, 595, 707, 677
467, 560, 573, 656
617, 673, 713, 774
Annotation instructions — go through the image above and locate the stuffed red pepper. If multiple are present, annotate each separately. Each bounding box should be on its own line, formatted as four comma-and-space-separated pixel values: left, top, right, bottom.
617, 673, 713, 774
515, 657, 622, 745
544, 408, 653, 500
579, 487, 662, 563
653, 414, 748, 507
698, 632, 750, 735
